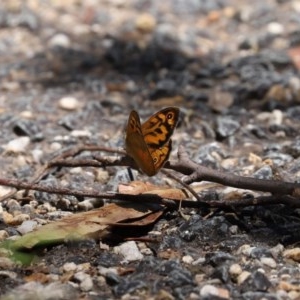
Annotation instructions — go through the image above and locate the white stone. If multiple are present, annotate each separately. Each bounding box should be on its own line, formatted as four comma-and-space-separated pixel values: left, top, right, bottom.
260, 257, 277, 268
237, 244, 254, 256
0, 186, 13, 198
114, 241, 143, 262
4, 137, 30, 153
267, 22, 284, 35
58, 96, 80, 111
48, 33, 71, 48
292, 0, 300, 12
74, 271, 93, 291
182, 255, 194, 264
50, 142, 62, 151
31, 149, 43, 164
98, 266, 118, 276
70, 130, 91, 138
17, 220, 38, 235
200, 285, 219, 297
63, 262, 77, 272
200, 285, 229, 299
19, 111, 34, 119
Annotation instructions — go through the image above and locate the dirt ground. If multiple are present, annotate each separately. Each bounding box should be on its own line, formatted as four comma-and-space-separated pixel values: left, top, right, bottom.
1, 0, 300, 299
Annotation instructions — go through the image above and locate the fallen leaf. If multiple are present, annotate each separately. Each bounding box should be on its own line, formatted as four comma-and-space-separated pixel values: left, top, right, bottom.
119, 181, 187, 200
9, 202, 164, 250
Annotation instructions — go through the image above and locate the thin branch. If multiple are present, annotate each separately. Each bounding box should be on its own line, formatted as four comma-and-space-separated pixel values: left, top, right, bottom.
0, 177, 195, 208
1, 143, 300, 210
167, 145, 300, 196
161, 169, 202, 201
0, 177, 300, 208
0, 145, 129, 202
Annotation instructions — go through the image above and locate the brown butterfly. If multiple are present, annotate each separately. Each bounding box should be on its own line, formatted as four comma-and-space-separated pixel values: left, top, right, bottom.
125, 107, 180, 176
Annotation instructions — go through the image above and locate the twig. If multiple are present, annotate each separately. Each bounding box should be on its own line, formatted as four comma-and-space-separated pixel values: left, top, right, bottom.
0, 145, 129, 202
0, 177, 300, 208
161, 169, 201, 201
1, 143, 300, 210
167, 145, 300, 196
0, 177, 194, 208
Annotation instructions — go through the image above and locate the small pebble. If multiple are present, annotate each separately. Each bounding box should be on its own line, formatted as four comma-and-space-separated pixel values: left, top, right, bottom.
0, 257, 15, 269
237, 271, 251, 285
48, 33, 71, 48
229, 225, 238, 235
70, 130, 91, 138
267, 22, 284, 35
17, 220, 38, 235
58, 96, 80, 111
38, 202, 56, 213
200, 284, 230, 299
293, 1, 300, 12
3, 282, 78, 299
31, 149, 44, 164
289, 291, 300, 299
98, 266, 118, 276
77, 198, 103, 211
6, 199, 21, 212
69, 167, 83, 174
19, 110, 34, 119
140, 248, 153, 256
0, 230, 9, 241
2, 211, 14, 225
57, 197, 71, 209
216, 116, 240, 138
95, 169, 110, 183
50, 142, 62, 151
0, 270, 17, 279
0, 186, 13, 198
208, 90, 234, 112
192, 257, 206, 265
73, 271, 93, 292
260, 257, 277, 268
12, 214, 30, 225
229, 264, 243, 279
114, 241, 143, 262
270, 244, 284, 258
237, 244, 254, 256
4, 137, 30, 153
135, 13, 156, 33
76, 263, 90, 272
283, 248, 300, 262
182, 255, 194, 264
63, 262, 77, 272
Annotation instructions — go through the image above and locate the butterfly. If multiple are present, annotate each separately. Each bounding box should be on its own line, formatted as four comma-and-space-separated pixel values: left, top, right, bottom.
125, 107, 180, 176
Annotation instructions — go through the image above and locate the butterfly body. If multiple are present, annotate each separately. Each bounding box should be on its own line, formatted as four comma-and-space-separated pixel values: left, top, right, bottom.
125, 107, 179, 176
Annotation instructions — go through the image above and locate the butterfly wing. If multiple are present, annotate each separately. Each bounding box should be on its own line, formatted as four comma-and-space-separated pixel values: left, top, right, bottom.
125, 110, 156, 176
149, 140, 172, 171
142, 107, 179, 147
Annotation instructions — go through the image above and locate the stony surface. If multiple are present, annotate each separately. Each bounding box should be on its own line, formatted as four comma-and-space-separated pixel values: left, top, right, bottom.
1, 0, 300, 299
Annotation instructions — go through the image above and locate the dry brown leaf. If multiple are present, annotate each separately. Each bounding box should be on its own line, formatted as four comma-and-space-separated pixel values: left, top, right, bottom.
119, 181, 186, 200
11, 202, 164, 250
111, 210, 164, 227
145, 188, 186, 200
118, 181, 159, 194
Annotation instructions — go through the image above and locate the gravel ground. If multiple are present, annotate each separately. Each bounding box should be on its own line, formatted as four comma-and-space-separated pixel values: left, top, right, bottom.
1, 0, 300, 299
